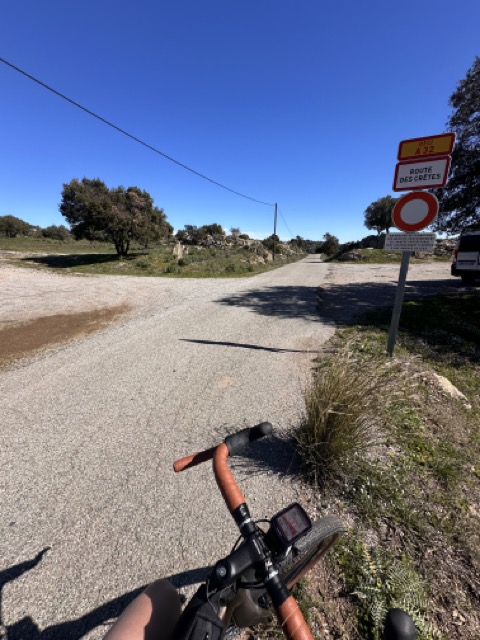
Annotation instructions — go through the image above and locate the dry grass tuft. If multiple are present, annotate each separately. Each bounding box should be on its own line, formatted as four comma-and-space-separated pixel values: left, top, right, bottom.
295, 356, 392, 484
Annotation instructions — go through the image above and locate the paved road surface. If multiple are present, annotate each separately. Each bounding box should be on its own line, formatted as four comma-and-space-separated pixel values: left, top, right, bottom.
1, 257, 333, 639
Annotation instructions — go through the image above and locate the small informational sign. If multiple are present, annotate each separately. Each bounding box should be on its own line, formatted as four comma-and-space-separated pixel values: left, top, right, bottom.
393, 157, 451, 191
398, 133, 455, 160
392, 191, 439, 232
385, 232, 436, 252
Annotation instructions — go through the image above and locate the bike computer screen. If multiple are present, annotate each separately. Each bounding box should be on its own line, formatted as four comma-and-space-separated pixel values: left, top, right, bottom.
271, 503, 312, 548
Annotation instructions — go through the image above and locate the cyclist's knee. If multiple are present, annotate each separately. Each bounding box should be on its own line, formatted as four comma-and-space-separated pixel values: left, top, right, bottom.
145, 579, 181, 613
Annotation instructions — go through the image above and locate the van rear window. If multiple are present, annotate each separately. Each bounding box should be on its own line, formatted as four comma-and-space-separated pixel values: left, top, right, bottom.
458, 236, 480, 251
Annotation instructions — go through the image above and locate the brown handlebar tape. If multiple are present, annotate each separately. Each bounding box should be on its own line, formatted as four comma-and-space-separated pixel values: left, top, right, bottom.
173, 446, 217, 473
213, 443, 246, 512
276, 596, 315, 640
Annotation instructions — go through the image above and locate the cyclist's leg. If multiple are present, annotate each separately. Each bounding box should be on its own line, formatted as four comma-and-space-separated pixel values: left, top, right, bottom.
104, 579, 181, 640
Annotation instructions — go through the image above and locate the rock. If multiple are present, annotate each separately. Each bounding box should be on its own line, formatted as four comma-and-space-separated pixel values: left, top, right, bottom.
434, 239, 456, 256
338, 251, 360, 261
431, 373, 471, 407
173, 242, 184, 259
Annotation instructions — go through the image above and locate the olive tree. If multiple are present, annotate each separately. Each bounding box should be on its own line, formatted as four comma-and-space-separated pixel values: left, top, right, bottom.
60, 178, 170, 256
364, 196, 398, 234
0, 215, 31, 237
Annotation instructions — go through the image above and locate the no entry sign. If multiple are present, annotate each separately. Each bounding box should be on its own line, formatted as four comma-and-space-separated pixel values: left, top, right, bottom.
392, 192, 439, 232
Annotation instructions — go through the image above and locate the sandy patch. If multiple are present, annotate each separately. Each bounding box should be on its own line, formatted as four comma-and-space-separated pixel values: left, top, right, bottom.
0, 305, 130, 367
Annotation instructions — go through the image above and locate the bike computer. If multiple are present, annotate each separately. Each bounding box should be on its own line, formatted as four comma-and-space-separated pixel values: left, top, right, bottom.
271, 503, 312, 549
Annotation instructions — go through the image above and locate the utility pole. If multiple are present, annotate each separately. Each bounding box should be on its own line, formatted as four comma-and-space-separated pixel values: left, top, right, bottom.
273, 203, 277, 261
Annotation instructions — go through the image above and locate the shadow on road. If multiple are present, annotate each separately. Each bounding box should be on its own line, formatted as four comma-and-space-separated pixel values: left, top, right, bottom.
215, 278, 467, 327
179, 338, 321, 354
216, 285, 323, 322
229, 434, 301, 482
0, 550, 211, 640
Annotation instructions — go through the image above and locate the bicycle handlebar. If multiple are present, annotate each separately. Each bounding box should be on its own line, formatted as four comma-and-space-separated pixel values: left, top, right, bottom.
173, 445, 217, 472
224, 421, 273, 455
213, 443, 246, 511
277, 597, 315, 640
173, 422, 273, 473
173, 422, 314, 640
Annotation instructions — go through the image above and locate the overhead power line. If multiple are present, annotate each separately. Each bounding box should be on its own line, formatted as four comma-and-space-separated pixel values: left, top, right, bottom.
0, 56, 274, 207
277, 207, 295, 238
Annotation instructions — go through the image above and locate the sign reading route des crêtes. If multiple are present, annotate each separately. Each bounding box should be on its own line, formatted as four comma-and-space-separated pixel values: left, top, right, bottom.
393, 157, 451, 192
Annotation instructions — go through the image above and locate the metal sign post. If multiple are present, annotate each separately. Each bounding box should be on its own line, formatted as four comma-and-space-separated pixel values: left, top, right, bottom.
387, 251, 410, 357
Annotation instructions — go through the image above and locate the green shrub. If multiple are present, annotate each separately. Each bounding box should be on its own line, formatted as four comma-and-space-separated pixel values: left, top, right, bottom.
135, 257, 150, 269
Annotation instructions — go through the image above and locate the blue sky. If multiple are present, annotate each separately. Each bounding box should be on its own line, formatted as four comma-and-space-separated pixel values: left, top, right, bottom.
1, 1, 479, 243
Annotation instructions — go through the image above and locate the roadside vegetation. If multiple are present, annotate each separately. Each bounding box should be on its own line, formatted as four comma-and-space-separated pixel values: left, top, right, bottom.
0, 235, 305, 277
293, 294, 480, 639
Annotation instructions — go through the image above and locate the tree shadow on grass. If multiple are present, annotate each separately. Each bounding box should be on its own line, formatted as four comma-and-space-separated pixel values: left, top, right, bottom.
316, 277, 473, 326
317, 278, 480, 365
21, 253, 122, 269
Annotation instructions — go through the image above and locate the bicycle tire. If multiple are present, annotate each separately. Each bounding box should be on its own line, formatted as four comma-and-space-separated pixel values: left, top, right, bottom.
222, 516, 344, 632
277, 515, 345, 589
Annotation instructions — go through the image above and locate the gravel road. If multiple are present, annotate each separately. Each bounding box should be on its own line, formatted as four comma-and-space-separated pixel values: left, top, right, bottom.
0, 257, 464, 639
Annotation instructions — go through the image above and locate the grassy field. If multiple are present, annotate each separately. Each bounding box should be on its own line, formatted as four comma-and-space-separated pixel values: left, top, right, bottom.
293, 293, 480, 639
0, 236, 117, 254
0, 236, 304, 277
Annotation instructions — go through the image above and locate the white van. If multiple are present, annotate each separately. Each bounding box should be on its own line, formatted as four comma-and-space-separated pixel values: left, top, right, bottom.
451, 231, 480, 283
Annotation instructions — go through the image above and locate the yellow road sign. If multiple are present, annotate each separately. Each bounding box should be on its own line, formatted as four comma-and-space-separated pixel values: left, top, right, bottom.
398, 133, 455, 160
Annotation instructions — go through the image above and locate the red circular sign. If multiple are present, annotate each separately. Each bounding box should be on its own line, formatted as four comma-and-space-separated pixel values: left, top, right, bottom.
392, 192, 439, 232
